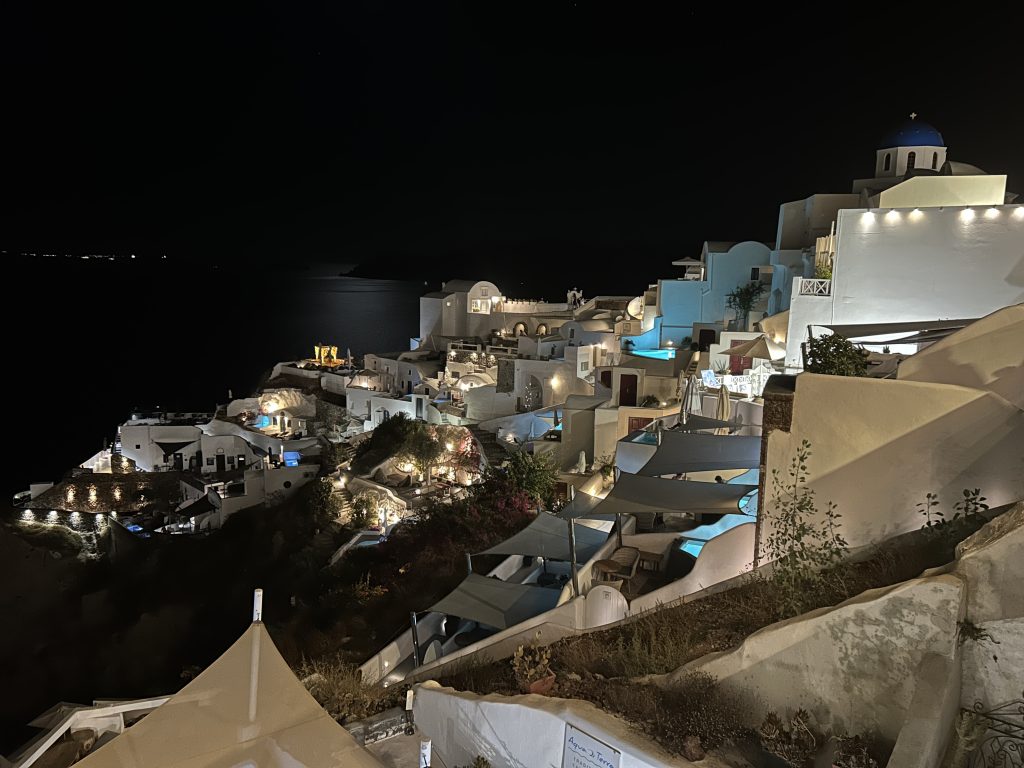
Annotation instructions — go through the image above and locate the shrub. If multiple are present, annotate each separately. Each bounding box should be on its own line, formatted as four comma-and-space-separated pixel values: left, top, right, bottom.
296, 655, 398, 722
511, 641, 552, 690
761, 440, 848, 618
804, 333, 868, 376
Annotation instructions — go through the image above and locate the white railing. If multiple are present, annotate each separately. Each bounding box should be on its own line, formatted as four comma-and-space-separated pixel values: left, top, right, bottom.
799, 278, 832, 296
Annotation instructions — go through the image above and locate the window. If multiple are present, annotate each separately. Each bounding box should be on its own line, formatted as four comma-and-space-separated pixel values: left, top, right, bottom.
206, 458, 214, 466
569, 328, 575, 339
628, 417, 653, 432
932, 151, 938, 169
480, 287, 489, 297
883, 153, 891, 171
470, 298, 490, 314
907, 151, 916, 170
580, 360, 590, 372
135, 444, 141, 450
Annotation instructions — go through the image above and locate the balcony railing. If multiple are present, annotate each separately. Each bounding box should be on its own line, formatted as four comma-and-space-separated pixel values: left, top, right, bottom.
799, 278, 832, 296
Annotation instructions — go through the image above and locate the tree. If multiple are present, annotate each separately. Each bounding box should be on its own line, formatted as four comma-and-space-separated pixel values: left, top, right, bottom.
805, 333, 868, 376
488, 450, 559, 506
398, 422, 444, 484
725, 282, 767, 324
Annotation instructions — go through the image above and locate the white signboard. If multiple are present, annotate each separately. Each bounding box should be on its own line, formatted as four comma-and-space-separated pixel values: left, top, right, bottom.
562, 724, 621, 768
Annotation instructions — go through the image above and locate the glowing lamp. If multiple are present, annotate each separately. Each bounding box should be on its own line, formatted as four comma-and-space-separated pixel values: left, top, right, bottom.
1014, 206, 1024, 219
861, 211, 876, 223
985, 208, 1000, 219
909, 208, 923, 220
885, 209, 900, 222
960, 208, 975, 222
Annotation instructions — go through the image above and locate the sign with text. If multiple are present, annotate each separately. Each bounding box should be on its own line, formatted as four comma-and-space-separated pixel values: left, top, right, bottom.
562, 724, 621, 768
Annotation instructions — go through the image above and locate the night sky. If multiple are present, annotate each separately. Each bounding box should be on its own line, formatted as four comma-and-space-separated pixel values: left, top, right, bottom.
3, 4, 1023, 296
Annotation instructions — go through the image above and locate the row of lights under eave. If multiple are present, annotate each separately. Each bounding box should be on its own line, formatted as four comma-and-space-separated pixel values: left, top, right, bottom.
862, 206, 1024, 223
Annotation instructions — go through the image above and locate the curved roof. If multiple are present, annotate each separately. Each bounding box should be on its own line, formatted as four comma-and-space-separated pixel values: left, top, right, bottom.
880, 120, 944, 148
441, 279, 500, 294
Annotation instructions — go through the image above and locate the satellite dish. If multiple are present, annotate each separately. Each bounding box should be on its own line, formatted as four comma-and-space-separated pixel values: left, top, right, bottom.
626, 296, 643, 319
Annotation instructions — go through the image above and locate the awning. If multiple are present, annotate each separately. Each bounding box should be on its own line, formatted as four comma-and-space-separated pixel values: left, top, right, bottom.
479, 512, 610, 563
154, 440, 196, 456
75, 623, 383, 767
634, 432, 761, 477
428, 574, 561, 630
593, 473, 756, 516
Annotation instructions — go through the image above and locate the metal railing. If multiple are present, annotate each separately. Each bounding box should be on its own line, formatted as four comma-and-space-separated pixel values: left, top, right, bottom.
799, 278, 832, 296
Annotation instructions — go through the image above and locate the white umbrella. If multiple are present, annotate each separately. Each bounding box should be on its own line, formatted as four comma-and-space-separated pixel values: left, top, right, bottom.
725, 334, 785, 362
714, 382, 732, 435
681, 374, 702, 422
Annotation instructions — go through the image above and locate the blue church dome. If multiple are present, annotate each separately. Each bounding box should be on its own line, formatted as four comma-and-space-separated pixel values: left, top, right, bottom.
880, 120, 944, 148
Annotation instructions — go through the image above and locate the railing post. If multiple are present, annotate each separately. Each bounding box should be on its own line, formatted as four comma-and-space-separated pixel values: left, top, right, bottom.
410, 612, 422, 670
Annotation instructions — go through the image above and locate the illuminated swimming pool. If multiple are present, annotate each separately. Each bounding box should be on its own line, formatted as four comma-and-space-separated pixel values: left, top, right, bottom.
630, 349, 676, 360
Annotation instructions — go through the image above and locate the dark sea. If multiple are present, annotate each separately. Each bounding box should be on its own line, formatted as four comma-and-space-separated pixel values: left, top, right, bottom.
4, 258, 422, 498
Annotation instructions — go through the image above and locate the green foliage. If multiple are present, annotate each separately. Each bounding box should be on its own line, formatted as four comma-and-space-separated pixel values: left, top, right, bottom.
918, 488, 989, 538
488, 450, 559, 505
762, 440, 849, 619
456, 759, 492, 768
639, 394, 660, 408
398, 421, 444, 481
814, 262, 833, 279
511, 640, 552, 689
304, 478, 339, 530
805, 333, 868, 376
725, 281, 767, 319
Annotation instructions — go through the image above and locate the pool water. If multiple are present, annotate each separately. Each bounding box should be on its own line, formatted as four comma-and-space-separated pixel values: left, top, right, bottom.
630, 349, 676, 360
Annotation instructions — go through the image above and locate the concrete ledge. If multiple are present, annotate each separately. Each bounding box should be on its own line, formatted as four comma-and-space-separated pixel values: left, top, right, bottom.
886, 652, 961, 768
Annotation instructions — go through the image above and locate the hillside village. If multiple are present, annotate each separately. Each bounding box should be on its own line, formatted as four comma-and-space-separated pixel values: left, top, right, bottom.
6, 121, 1023, 768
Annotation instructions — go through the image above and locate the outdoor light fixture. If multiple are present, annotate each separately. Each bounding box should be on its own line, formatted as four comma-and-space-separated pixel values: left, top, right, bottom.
1013, 206, 1024, 219
961, 208, 975, 222
885, 209, 900, 222
909, 208, 923, 220
982, 207, 999, 219
861, 211, 875, 223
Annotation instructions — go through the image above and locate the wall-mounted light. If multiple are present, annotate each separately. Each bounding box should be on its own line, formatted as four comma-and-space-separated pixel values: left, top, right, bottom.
861, 211, 875, 223
909, 208, 923, 221
885, 209, 900, 222
961, 208, 975, 222
984, 207, 1000, 219
1013, 206, 1024, 220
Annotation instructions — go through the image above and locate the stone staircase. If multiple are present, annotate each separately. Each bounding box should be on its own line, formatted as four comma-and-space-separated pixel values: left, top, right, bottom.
333, 485, 354, 523
468, 424, 509, 468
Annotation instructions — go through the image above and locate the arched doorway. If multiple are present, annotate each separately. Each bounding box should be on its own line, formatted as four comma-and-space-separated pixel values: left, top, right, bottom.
513, 321, 528, 337
524, 376, 544, 411
536, 323, 548, 336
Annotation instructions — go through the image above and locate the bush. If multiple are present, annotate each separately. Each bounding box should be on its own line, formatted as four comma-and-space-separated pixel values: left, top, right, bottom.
296, 655, 399, 722
804, 333, 868, 376
487, 450, 558, 506
726, 281, 767, 322
350, 414, 416, 474
762, 439, 848, 618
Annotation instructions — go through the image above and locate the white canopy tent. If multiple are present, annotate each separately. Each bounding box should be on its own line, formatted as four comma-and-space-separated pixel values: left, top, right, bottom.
75, 621, 383, 768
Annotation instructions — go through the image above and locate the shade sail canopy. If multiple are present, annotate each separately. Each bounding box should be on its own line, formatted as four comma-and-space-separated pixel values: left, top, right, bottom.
555, 490, 617, 520
75, 623, 382, 768
479, 512, 610, 562
676, 414, 736, 432
594, 473, 756, 516
429, 573, 561, 630
724, 335, 785, 361
821, 318, 975, 339
634, 432, 761, 477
